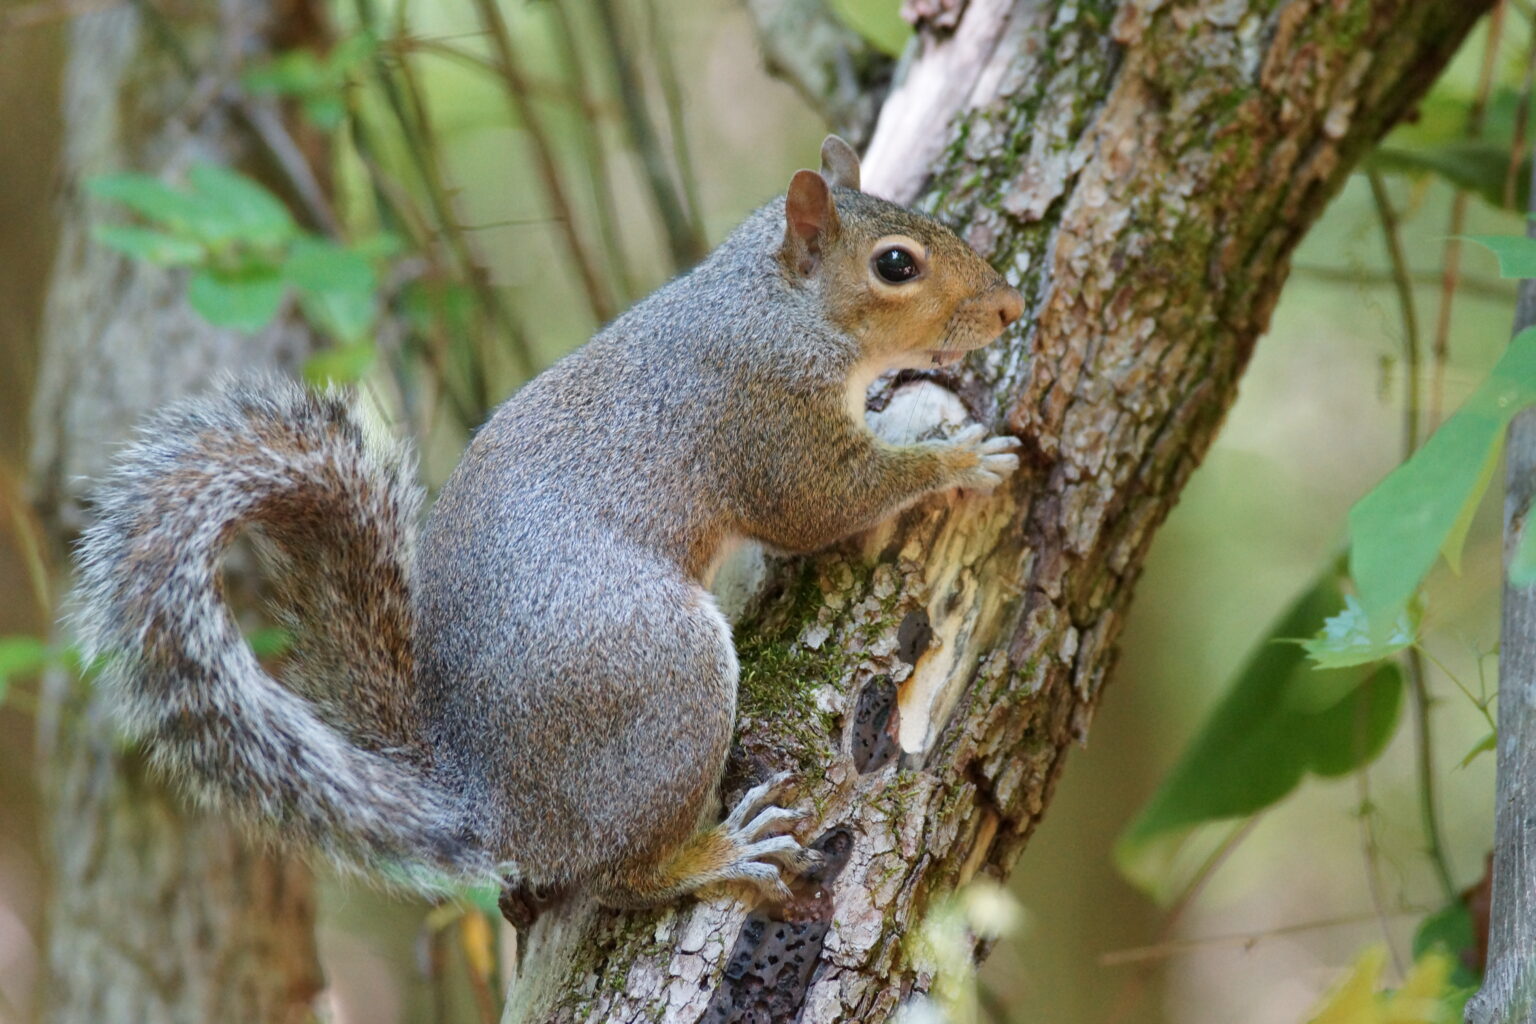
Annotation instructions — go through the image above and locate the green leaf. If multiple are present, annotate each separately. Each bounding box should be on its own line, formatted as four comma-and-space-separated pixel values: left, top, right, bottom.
299, 290, 375, 345
1443, 440, 1502, 574
1349, 326, 1536, 629
246, 627, 292, 658
1116, 574, 1403, 895
323, 32, 376, 76
459, 884, 501, 916
0, 634, 51, 702
88, 173, 204, 228
188, 267, 286, 332
1370, 143, 1530, 211
94, 225, 205, 266
1512, 516, 1536, 588
1305, 666, 1403, 776
349, 232, 404, 261
1459, 731, 1497, 769
402, 279, 474, 335
1464, 234, 1536, 279
90, 166, 296, 249
241, 49, 324, 96
303, 341, 376, 385
186, 163, 295, 247
284, 235, 380, 343
1300, 596, 1416, 670
828, 0, 912, 56
302, 95, 348, 131
283, 236, 376, 296
1414, 902, 1481, 996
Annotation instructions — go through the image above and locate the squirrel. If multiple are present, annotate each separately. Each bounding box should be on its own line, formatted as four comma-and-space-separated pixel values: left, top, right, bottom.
72, 136, 1025, 912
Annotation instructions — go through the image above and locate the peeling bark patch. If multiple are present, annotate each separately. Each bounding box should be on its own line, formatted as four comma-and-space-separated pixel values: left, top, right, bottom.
851, 678, 900, 773
896, 609, 933, 665
702, 828, 854, 1023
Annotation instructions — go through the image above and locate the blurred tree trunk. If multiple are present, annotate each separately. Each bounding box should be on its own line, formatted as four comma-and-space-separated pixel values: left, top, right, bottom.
505, 1, 1492, 1021
28, 4, 333, 1023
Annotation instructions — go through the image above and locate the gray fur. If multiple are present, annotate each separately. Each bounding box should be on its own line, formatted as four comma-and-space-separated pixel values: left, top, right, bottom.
72, 139, 1023, 905
73, 379, 493, 886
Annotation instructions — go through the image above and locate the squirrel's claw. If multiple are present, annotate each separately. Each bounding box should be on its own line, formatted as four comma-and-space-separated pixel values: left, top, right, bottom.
710, 772, 817, 904
737, 804, 805, 841
944, 426, 1022, 492
721, 771, 795, 831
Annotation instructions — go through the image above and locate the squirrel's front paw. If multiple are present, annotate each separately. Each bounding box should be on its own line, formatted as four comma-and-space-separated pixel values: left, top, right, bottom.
942, 424, 1022, 492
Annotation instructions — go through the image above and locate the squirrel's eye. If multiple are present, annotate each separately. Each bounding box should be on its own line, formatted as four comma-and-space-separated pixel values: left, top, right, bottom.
873, 247, 919, 283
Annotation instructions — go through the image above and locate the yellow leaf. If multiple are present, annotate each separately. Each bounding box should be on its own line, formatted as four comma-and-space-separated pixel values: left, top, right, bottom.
1385, 953, 1453, 1024
1310, 946, 1387, 1024
1306, 949, 1458, 1024
459, 909, 496, 981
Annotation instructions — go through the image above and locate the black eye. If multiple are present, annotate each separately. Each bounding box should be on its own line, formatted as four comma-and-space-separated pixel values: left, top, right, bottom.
874, 247, 919, 283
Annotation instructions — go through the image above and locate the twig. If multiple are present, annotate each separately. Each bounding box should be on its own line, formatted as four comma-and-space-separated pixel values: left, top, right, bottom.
1507, 25, 1535, 209
342, 88, 484, 433
641, 0, 705, 246
1405, 647, 1458, 904
1429, 1, 1505, 429
393, 36, 594, 110
1418, 645, 1498, 731
1367, 168, 1423, 452
1099, 908, 1428, 967
1100, 817, 1261, 1024
469, 0, 616, 324
388, 47, 508, 406
589, 0, 707, 269
1, 462, 53, 615
1356, 768, 1408, 976
544, 0, 636, 305
355, 0, 537, 391
129, 0, 339, 232
1291, 264, 1515, 303
741, 0, 892, 147
1368, 166, 1460, 906
235, 98, 340, 235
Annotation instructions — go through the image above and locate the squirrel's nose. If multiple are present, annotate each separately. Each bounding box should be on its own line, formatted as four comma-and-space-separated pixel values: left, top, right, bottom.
995, 286, 1024, 329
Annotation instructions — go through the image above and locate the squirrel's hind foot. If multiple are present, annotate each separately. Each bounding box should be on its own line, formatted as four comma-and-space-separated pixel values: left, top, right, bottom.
608, 772, 820, 908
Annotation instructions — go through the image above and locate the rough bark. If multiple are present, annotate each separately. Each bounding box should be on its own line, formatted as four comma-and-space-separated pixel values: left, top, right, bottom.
504, 1, 1491, 1021
28, 5, 329, 1023
1465, 155, 1536, 1024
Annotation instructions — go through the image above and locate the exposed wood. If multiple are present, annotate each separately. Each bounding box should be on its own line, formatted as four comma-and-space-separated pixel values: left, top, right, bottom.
28, 5, 330, 1022
507, 1, 1493, 1021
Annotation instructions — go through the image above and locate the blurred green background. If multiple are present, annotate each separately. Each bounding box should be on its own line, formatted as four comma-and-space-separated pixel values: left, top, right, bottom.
0, 2, 1522, 1022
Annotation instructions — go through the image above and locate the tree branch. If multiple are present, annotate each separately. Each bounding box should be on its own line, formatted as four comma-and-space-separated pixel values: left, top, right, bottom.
743, 0, 894, 148
502, 1, 1493, 1021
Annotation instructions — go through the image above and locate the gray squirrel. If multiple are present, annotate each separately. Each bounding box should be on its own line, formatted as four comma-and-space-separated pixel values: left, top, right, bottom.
73, 136, 1024, 910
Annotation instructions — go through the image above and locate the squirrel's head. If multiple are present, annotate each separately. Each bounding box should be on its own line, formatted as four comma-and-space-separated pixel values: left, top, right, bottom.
778, 136, 1024, 370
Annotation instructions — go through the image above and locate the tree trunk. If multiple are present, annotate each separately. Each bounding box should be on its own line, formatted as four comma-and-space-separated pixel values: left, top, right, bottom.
505, 1, 1492, 1021
1465, 151, 1536, 1024
28, 5, 331, 1023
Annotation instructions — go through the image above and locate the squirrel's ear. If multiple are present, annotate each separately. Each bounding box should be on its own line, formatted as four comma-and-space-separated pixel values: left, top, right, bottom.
782, 169, 838, 275
819, 135, 861, 190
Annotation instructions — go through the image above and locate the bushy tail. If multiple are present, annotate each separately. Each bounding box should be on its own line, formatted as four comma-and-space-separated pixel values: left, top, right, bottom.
72, 377, 492, 886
